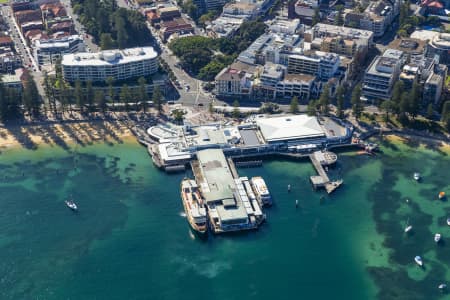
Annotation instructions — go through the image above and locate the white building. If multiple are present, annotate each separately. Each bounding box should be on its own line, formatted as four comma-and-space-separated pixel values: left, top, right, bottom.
362, 49, 405, 101
215, 66, 253, 96
310, 23, 374, 48
61, 47, 158, 82
33, 35, 84, 65
360, 0, 399, 37
287, 51, 340, 80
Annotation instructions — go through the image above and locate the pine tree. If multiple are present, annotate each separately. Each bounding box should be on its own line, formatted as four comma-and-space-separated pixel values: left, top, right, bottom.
152, 85, 162, 114
336, 85, 345, 119
351, 84, 363, 119
391, 81, 404, 114
22, 73, 40, 118
74, 80, 84, 110
120, 84, 131, 111
86, 81, 94, 112
426, 103, 434, 119
106, 77, 115, 109
409, 82, 421, 118
232, 99, 240, 119
441, 101, 450, 122
290, 96, 299, 114
319, 84, 330, 115
307, 99, 317, 116
94, 90, 107, 113
138, 77, 148, 112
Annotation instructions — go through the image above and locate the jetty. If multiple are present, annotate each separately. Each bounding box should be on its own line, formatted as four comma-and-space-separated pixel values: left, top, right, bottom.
309, 151, 343, 194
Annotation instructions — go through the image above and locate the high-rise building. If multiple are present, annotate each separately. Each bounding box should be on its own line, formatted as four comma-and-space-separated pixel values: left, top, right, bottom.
61, 47, 158, 82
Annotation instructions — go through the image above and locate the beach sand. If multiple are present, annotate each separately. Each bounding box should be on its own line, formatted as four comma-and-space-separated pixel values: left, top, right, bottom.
0, 120, 135, 151
385, 134, 450, 155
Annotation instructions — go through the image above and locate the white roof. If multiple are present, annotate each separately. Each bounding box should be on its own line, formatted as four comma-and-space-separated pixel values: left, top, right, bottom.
62, 47, 157, 66
410, 30, 440, 41
256, 115, 325, 142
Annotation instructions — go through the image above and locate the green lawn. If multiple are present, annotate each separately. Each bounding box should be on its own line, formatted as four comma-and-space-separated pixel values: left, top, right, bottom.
0, 0, 8, 4
446, 75, 450, 86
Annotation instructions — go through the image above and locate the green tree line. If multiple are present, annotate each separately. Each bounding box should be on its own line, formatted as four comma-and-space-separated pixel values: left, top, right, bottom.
73, 0, 150, 49
168, 20, 267, 81
0, 73, 41, 122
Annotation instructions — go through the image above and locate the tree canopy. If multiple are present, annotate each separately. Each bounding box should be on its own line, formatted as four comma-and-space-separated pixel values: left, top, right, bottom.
74, 0, 150, 48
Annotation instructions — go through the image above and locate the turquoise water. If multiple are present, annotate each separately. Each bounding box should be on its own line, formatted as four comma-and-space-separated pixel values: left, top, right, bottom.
0, 137, 449, 299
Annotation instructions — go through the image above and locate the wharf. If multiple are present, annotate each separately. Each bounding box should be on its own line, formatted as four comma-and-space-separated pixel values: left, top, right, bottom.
227, 157, 239, 179
309, 151, 342, 194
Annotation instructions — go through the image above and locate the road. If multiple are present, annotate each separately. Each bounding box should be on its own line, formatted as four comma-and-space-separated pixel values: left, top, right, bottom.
59, 0, 100, 52
1, 5, 38, 71
115, 0, 213, 107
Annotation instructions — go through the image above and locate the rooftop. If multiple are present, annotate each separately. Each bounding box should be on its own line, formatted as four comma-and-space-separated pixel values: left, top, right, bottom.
410, 30, 440, 41
256, 115, 325, 142
62, 47, 157, 66
197, 149, 236, 204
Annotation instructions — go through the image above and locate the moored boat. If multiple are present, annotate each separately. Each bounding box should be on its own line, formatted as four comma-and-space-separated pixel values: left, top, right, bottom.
65, 197, 78, 211
251, 176, 272, 206
405, 225, 413, 233
439, 191, 446, 200
415, 256, 423, 266
413, 172, 420, 181
181, 179, 207, 235
439, 283, 447, 290
435, 233, 442, 243
447, 218, 450, 226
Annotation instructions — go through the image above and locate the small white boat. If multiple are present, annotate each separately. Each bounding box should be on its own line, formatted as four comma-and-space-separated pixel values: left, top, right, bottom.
447, 218, 450, 226
435, 233, 442, 243
65, 200, 78, 211
413, 172, 420, 181
288, 184, 291, 192
415, 256, 423, 266
405, 225, 413, 233
439, 283, 447, 290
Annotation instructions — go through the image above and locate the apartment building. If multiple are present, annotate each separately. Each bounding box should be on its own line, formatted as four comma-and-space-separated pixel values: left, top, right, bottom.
33, 35, 84, 65
426, 33, 450, 66
320, 36, 357, 57
293, 0, 318, 25
287, 51, 340, 81
309, 23, 374, 47
215, 67, 252, 96
159, 18, 194, 42
362, 49, 404, 101
14, 9, 42, 24
0, 46, 22, 73
62, 47, 158, 82
344, 0, 400, 37
423, 64, 448, 105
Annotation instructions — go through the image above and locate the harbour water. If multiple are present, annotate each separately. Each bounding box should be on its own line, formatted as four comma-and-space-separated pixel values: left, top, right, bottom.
0, 136, 449, 299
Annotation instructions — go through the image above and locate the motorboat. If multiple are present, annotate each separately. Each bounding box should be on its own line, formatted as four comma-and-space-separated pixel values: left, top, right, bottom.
415, 256, 423, 266
439, 283, 447, 290
251, 176, 272, 206
435, 233, 442, 243
405, 225, 413, 233
439, 192, 446, 200
65, 198, 78, 211
180, 178, 207, 235
413, 172, 420, 181
447, 218, 450, 226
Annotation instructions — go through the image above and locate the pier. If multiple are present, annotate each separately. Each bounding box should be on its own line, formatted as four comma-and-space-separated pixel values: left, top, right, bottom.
309, 151, 343, 194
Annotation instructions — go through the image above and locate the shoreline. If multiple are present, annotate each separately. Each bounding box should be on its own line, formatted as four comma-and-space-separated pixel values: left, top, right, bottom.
0, 118, 449, 156
0, 119, 137, 152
